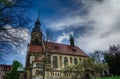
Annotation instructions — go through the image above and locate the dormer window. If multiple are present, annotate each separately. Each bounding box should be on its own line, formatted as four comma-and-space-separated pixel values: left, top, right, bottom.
54, 45, 59, 49
72, 48, 77, 52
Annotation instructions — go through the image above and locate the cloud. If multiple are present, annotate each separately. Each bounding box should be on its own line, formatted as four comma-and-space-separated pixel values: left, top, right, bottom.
77, 0, 120, 53
47, 0, 120, 53
4, 25, 30, 41
77, 0, 120, 52
47, 16, 86, 31
56, 33, 70, 43
0, 25, 29, 65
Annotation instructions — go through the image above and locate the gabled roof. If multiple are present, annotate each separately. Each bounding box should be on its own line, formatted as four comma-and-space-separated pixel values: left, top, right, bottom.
28, 42, 88, 57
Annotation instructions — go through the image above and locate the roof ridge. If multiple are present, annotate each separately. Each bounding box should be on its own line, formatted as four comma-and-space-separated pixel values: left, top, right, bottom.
46, 41, 78, 47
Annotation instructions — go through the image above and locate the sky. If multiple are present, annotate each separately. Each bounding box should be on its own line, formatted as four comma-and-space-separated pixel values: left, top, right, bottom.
35, 0, 120, 53
2, 0, 120, 65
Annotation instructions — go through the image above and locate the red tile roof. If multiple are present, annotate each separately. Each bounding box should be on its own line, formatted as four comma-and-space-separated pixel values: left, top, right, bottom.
0, 64, 12, 71
28, 45, 44, 53
28, 42, 88, 57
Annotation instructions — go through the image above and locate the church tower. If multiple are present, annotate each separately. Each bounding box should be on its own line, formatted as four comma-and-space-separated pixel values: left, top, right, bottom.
24, 9, 88, 79
30, 12, 43, 46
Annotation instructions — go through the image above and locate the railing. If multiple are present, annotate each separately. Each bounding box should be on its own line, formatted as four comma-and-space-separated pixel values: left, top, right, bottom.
96, 76, 120, 79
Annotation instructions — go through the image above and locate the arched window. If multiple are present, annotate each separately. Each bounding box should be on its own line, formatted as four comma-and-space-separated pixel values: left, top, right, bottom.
55, 73, 57, 76
52, 73, 54, 76
70, 57, 72, 63
47, 53, 51, 64
40, 71, 43, 76
53, 56, 58, 68
79, 58, 82, 62
74, 58, 78, 65
58, 73, 59, 76
64, 57, 68, 67
60, 56, 62, 68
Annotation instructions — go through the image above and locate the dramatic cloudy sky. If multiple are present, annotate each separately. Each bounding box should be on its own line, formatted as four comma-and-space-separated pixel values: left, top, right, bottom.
37, 0, 120, 53
2, 0, 120, 65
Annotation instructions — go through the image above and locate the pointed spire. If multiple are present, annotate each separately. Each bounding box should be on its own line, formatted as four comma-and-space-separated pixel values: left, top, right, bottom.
32, 9, 41, 32
37, 9, 40, 20
35, 8, 41, 25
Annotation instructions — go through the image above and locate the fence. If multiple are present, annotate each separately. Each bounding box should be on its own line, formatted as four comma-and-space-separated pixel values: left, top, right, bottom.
96, 76, 120, 79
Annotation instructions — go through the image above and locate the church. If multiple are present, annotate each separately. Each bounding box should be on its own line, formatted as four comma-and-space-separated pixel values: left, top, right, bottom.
24, 14, 88, 79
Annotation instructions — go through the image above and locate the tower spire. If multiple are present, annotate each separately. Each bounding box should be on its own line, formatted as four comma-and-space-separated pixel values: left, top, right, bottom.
36, 8, 41, 25
37, 8, 40, 20
32, 10, 41, 32
31, 9, 43, 46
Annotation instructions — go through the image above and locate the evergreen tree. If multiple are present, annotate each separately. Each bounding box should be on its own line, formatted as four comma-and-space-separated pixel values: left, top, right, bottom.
104, 45, 120, 75
7, 60, 22, 79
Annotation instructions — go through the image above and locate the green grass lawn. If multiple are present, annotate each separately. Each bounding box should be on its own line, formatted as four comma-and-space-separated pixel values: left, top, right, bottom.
96, 76, 120, 79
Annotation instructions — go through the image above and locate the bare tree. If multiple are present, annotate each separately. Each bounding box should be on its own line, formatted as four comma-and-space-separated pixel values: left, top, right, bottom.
42, 29, 55, 79
0, 0, 32, 62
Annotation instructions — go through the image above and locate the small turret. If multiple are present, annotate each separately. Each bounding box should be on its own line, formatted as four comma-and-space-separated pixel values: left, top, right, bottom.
69, 34, 74, 46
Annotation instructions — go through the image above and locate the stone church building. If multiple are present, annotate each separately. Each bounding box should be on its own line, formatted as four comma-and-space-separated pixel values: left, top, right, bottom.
24, 14, 88, 79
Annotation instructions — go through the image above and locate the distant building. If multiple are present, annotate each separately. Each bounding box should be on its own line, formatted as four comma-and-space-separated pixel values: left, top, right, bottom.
24, 13, 88, 79
17, 67, 25, 79
0, 64, 12, 79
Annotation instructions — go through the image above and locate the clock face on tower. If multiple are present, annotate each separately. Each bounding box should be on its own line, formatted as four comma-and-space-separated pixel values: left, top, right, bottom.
31, 32, 42, 46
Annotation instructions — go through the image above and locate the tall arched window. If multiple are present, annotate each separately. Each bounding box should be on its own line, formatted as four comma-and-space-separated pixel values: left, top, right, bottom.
64, 57, 68, 67
74, 58, 78, 65
53, 56, 58, 68
79, 58, 82, 62
70, 57, 72, 63
60, 56, 62, 68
